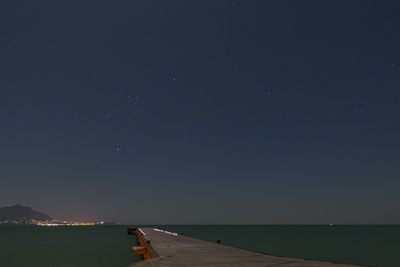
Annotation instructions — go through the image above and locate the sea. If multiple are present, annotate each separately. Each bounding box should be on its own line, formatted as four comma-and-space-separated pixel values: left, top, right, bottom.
0, 225, 399, 267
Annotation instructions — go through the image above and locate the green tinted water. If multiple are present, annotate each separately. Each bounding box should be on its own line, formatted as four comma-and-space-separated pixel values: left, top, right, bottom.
161, 225, 400, 267
0, 225, 140, 267
1, 225, 399, 267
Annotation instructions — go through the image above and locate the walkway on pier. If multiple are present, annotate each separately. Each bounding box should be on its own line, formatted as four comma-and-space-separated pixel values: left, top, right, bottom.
131, 228, 364, 267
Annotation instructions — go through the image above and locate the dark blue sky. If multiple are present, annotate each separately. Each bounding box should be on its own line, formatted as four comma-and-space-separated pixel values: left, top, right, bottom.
1, 0, 399, 224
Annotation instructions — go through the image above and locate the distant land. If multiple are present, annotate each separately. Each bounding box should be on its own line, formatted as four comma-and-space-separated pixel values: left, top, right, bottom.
0, 204, 52, 224
0, 204, 113, 226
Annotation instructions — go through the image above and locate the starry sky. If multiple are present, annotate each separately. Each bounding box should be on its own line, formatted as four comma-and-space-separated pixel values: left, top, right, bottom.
1, 0, 400, 224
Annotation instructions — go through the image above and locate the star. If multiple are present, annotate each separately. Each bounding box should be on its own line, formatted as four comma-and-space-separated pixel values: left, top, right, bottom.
263, 90, 271, 96
353, 107, 366, 115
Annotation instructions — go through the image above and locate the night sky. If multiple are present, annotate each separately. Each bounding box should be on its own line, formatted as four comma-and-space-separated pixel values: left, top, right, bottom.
1, 0, 400, 224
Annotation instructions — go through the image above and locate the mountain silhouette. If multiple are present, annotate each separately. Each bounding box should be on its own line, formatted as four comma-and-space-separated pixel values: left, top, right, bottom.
0, 204, 52, 222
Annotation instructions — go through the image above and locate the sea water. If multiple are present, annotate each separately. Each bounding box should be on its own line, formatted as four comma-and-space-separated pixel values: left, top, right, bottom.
1, 225, 399, 267
0, 225, 141, 267
161, 225, 400, 267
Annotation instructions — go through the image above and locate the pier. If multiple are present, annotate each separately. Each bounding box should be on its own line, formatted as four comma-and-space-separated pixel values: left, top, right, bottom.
128, 228, 152, 260
131, 228, 365, 267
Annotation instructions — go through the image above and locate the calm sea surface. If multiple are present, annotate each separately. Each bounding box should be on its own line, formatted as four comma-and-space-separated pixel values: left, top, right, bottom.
1, 225, 399, 267
161, 225, 400, 267
0, 225, 141, 267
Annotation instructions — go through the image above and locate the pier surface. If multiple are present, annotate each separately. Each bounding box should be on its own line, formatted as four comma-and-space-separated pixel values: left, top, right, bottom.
131, 228, 364, 267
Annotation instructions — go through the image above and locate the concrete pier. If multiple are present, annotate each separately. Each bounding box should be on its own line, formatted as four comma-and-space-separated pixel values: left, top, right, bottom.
128, 228, 153, 260
131, 228, 365, 267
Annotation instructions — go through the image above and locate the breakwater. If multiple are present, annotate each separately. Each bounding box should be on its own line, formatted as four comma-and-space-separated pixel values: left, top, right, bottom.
129, 228, 365, 267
